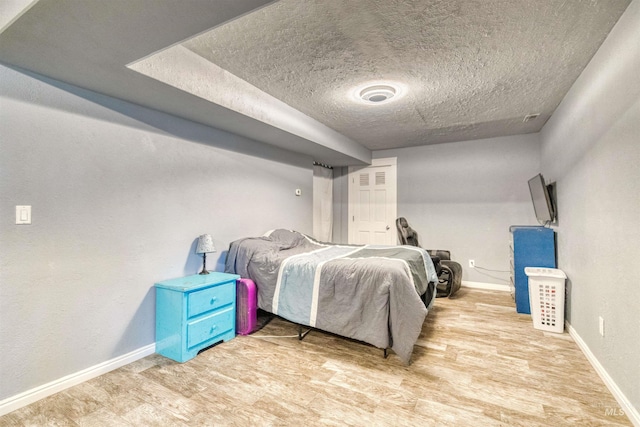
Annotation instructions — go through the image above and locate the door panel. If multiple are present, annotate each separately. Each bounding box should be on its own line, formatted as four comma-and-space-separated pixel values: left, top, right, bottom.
358, 189, 371, 221
348, 158, 397, 245
374, 189, 386, 222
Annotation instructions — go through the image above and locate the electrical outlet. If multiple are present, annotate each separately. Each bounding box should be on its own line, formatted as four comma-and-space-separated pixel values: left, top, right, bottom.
599, 316, 605, 337
469, 259, 475, 268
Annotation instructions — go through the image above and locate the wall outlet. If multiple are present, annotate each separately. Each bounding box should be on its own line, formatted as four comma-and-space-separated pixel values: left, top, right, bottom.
469, 259, 475, 268
599, 316, 605, 337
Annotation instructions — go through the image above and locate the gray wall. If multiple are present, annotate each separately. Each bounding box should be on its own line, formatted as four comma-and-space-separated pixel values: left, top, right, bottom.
540, 0, 640, 413
0, 65, 313, 401
373, 134, 541, 283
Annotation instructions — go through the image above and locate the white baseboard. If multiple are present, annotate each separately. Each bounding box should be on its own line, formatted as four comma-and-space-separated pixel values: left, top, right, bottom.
0, 344, 156, 417
566, 321, 639, 426
462, 280, 510, 292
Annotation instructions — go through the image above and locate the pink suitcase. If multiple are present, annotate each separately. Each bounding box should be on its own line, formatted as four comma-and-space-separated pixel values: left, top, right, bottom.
236, 278, 257, 335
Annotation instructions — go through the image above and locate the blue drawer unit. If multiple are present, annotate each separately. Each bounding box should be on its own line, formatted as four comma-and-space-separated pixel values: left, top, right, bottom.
155, 272, 239, 363
509, 226, 556, 314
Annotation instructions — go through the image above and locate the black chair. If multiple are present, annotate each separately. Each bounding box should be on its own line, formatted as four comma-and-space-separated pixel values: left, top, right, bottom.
396, 217, 462, 298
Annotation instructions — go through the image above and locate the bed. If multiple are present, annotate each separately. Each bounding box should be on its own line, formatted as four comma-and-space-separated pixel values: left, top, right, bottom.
224, 229, 438, 364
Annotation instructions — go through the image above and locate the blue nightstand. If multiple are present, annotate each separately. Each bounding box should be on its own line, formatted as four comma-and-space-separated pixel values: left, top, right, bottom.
155, 272, 239, 363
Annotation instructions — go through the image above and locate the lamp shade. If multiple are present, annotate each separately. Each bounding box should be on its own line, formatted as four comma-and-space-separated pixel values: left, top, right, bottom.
196, 234, 215, 254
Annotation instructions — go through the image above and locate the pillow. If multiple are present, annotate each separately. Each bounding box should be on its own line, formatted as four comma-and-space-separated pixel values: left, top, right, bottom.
266, 229, 306, 248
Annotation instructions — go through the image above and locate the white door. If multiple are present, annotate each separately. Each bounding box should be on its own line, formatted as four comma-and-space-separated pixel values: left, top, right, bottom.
348, 157, 397, 245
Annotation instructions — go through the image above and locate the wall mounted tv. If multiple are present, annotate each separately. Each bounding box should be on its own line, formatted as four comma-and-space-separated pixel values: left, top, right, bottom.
528, 173, 556, 224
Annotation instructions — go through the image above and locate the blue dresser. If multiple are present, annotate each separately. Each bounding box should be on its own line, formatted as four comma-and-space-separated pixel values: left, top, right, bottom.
509, 226, 556, 314
155, 272, 239, 363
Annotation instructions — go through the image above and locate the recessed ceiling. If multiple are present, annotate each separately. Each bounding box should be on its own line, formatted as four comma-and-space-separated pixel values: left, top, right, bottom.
179, 0, 631, 150
0, 0, 631, 163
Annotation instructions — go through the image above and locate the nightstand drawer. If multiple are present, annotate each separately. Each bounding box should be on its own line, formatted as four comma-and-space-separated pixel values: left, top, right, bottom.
187, 281, 235, 318
187, 307, 235, 349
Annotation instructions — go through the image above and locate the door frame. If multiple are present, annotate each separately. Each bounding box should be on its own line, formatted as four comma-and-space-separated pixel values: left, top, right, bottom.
347, 157, 398, 245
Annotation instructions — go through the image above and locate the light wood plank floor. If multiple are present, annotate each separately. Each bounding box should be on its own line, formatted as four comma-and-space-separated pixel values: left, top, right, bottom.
1, 288, 632, 426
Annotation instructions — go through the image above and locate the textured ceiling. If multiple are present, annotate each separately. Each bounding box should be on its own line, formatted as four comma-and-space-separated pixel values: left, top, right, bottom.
0, 0, 631, 163
182, 0, 630, 150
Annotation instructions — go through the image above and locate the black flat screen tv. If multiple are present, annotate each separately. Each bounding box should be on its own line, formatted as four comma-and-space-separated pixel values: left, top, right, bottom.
528, 173, 555, 224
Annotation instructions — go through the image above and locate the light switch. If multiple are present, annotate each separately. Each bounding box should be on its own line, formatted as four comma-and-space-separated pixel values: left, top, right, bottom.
16, 205, 31, 224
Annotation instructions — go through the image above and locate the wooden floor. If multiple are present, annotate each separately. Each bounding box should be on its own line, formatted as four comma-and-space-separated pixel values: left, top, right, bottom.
1, 288, 632, 426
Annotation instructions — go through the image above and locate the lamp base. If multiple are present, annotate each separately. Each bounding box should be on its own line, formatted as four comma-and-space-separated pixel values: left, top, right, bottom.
199, 252, 210, 275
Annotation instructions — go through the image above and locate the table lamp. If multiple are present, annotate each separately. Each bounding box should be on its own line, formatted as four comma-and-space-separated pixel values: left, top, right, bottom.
196, 234, 215, 275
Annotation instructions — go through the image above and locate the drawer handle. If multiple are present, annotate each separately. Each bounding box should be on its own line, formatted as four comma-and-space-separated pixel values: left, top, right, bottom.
210, 326, 217, 332
210, 297, 217, 305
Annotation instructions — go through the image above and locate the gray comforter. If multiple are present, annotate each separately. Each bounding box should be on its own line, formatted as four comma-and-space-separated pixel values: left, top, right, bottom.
224, 229, 437, 364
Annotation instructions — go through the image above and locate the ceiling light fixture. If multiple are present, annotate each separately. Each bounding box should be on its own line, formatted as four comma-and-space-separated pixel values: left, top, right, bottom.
353, 82, 405, 105
360, 85, 397, 103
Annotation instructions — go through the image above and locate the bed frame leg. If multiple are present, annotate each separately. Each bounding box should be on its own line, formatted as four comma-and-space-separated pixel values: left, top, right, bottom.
383, 348, 388, 359
298, 325, 311, 340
